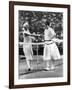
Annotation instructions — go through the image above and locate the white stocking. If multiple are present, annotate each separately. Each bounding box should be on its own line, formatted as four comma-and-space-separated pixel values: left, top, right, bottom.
46, 60, 50, 68
26, 59, 30, 69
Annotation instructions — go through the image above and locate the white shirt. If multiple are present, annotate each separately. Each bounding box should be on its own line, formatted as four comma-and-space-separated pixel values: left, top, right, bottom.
23, 30, 32, 43
44, 27, 56, 41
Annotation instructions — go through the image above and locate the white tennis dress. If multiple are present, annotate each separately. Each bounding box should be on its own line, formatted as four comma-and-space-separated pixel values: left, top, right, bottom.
23, 30, 33, 60
43, 27, 60, 60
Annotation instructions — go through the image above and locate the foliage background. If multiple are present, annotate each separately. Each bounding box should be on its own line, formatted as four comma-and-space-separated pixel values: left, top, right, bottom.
19, 11, 63, 55
19, 10, 63, 38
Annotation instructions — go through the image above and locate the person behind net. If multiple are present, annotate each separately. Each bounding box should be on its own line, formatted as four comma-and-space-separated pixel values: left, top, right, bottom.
43, 20, 61, 71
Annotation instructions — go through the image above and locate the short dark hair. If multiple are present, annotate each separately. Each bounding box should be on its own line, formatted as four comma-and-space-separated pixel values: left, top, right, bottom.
45, 21, 50, 26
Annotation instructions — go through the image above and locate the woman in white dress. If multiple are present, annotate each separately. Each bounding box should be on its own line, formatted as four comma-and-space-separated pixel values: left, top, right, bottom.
22, 22, 35, 71
43, 21, 61, 70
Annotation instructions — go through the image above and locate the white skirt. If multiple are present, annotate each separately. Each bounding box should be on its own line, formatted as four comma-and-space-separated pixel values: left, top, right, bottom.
23, 44, 33, 60
43, 42, 61, 60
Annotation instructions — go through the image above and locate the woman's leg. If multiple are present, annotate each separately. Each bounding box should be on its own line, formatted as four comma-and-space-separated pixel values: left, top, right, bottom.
26, 59, 31, 71
50, 59, 55, 70
44, 60, 51, 70
43, 45, 51, 70
46, 60, 51, 69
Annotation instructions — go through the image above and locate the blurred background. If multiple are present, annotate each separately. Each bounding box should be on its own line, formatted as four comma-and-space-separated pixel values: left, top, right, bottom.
18, 10, 63, 57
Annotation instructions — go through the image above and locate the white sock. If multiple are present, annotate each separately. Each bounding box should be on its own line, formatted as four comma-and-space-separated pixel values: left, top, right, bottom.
26, 60, 30, 69
47, 61, 50, 68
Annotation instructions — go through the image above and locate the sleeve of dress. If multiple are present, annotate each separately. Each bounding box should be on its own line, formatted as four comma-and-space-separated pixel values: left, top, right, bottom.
24, 30, 31, 36
50, 28, 56, 36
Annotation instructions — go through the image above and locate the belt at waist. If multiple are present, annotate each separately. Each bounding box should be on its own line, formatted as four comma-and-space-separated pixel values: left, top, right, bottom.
44, 40, 54, 45
44, 40, 51, 41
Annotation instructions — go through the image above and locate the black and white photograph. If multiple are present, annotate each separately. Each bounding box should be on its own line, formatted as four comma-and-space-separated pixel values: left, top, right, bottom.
9, 1, 70, 88
18, 10, 63, 79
